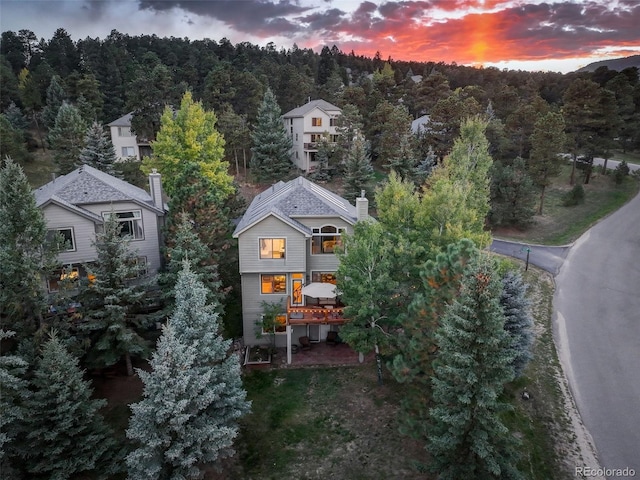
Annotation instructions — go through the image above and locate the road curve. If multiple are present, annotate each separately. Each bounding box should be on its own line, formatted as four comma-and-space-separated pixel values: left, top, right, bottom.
554, 190, 640, 476
490, 239, 570, 275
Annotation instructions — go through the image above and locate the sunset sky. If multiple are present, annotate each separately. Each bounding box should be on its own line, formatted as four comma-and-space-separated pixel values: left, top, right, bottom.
1, 0, 639, 73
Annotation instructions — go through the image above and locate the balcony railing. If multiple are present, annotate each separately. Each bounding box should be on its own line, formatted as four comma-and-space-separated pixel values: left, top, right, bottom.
286, 297, 346, 325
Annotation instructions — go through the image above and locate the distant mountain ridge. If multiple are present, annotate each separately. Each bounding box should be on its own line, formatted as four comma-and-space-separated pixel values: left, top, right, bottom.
576, 55, 640, 72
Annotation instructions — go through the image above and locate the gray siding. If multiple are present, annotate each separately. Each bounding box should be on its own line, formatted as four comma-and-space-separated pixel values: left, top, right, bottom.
301, 217, 352, 273
237, 216, 306, 273
241, 273, 289, 345
83, 201, 163, 275
43, 204, 98, 265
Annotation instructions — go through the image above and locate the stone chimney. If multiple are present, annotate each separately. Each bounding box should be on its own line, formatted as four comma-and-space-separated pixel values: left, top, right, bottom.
148, 169, 164, 211
356, 189, 369, 221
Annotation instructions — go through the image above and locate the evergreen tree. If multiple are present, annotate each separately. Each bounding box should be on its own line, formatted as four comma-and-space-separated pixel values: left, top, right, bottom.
0, 158, 60, 337
429, 256, 522, 480
490, 157, 537, 227
3, 101, 29, 131
127, 264, 250, 478
79, 213, 148, 376
500, 271, 534, 378
41, 74, 67, 130
413, 144, 436, 186
250, 87, 293, 182
529, 112, 565, 214
309, 134, 332, 182
0, 115, 31, 163
79, 121, 118, 175
19, 332, 121, 479
75, 93, 96, 124
384, 131, 417, 181
48, 101, 86, 174
0, 330, 29, 476
343, 134, 373, 202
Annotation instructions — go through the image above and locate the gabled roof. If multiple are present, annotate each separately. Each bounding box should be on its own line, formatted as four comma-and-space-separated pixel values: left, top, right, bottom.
34, 164, 164, 218
233, 176, 357, 237
282, 99, 341, 118
107, 112, 133, 127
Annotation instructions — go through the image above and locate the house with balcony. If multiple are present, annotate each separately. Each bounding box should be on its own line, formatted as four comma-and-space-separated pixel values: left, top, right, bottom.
107, 112, 152, 161
282, 99, 342, 172
232, 176, 369, 364
34, 165, 166, 293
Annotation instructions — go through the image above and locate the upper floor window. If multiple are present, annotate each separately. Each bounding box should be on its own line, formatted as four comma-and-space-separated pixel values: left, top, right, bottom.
311, 226, 345, 254
260, 238, 286, 259
122, 146, 136, 157
261, 274, 286, 294
312, 117, 322, 127
330, 118, 337, 127
118, 127, 133, 137
103, 210, 143, 240
47, 227, 75, 251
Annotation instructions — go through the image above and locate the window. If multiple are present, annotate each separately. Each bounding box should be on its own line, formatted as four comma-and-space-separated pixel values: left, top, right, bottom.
312, 272, 337, 284
310, 134, 321, 143
126, 257, 148, 279
330, 134, 339, 143
47, 265, 79, 293
312, 117, 322, 127
261, 274, 286, 294
295, 133, 298, 141
330, 118, 337, 127
47, 227, 75, 251
292, 273, 304, 306
261, 313, 287, 334
259, 238, 286, 259
118, 127, 133, 137
311, 226, 345, 254
122, 146, 136, 157
103, 210, 143, 240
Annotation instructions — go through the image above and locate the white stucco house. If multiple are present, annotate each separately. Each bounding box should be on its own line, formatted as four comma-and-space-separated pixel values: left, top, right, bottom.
281, 99, 342, 172
107, 112, 152, 161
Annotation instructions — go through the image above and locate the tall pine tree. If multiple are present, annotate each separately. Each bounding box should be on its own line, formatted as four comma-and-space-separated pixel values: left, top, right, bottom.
343, 134, 373, 202
41, 74, 67, 130
500, 270, 534, 378
0, 158, 61, 337
79, 121, 118, 175
48, 101, 86, 174
18, 332, 121, 479
428, 255, 522, 480
79, 213, 148, 376
127, 263, 250, 478
250, 87, 293, 182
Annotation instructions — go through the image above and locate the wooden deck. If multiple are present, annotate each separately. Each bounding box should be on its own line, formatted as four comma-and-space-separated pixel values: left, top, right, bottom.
286, 297, 347, 326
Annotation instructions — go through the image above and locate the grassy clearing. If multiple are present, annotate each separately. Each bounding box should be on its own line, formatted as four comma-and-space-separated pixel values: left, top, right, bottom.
494, 163, 639, 245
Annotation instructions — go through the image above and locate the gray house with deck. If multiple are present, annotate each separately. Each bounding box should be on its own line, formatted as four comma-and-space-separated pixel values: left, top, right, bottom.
233, 176, 369, 364
34, 165, 166, 292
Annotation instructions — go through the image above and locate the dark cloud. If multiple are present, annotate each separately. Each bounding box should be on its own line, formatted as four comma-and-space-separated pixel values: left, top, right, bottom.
138, 0, 312, 35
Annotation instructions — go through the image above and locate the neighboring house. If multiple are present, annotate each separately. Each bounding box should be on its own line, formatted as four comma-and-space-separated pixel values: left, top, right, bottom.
232, 176, 370, 364
282, 99, 342, 172
107, 112, 152, 161
34, 165, 166, 293
411, 114, 431, 134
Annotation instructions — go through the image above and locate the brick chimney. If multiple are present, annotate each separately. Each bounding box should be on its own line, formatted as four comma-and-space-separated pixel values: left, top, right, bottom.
148, 169, 164, 211
356, 189, 369, 221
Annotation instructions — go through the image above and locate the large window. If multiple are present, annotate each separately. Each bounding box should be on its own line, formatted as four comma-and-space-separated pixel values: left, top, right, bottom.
261, 313, 287, 334
311, 272, 337, 284
122, 146, 136, 157
103, 210, 143, 240
118, 127, 133, 137
259, 238, 286, 259
312, 117, 322, 126
47, 265, 79, 293
261, 274, 286, 294
47, 227, 75, 251
311, 226, 345, 254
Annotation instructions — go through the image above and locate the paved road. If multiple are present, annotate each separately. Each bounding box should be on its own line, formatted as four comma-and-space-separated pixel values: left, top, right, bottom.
554, 191, 640, 476
593, 157, 640, 172
490, 239, 570, 275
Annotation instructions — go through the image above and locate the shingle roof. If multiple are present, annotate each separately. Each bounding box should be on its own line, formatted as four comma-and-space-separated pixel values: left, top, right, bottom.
233, 176, 357, 237
107, 112, 133, 127
282, 99, 341, 118
34, 164, 163, 216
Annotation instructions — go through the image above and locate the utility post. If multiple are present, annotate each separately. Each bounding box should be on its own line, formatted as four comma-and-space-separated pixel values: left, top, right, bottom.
520, 246, 531, 271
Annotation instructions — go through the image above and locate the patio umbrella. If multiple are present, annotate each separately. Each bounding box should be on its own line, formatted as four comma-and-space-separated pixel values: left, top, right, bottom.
301, 282, 337, 298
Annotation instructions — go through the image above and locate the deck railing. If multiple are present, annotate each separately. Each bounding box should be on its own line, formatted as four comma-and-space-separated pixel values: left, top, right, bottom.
286, 297, 346, 325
